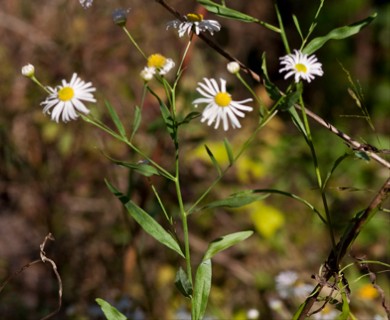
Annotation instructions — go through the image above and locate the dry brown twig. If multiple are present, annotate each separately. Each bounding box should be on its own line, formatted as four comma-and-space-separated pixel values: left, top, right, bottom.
0, 233, 62, 320
155, 0, 390, 170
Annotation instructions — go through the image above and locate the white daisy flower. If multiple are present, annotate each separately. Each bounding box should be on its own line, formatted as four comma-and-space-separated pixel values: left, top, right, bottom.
41, 73, 96, 123
279, 49, 323, 83
167, 13, 221, 37
192, 78, 253, 131
142, 53, 175, 77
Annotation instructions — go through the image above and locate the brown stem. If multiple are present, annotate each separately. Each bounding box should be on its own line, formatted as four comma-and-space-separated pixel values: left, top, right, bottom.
155, 0, 390, 170
297, 177, 390, 319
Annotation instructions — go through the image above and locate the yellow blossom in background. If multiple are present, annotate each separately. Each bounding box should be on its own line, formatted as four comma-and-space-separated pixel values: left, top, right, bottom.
247, 202, 285, 239
236, 156, 265, 183
357, 283, 379, 300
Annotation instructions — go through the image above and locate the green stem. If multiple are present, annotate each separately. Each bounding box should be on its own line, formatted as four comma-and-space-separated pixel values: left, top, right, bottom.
122, 26, 147, 59
31, 76, 51, 94
187, 110, 278, 214
81, 114, 175, 181
298, 94, 337, 250
275, 4, 291, 53
173, 143, 193, 285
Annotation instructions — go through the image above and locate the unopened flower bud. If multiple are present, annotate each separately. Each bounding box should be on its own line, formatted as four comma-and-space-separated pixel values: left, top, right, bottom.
21, 64, 35, 78
227, 61, 240, 74
140, 68, 154, 82
112, 8, 129, 27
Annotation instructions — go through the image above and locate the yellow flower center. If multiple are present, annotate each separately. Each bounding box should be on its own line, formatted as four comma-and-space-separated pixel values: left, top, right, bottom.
58, 87, 75, 101
295, 63, 307, 73
214, 92, 231, 107
186, 13, 204, 22
147, 54, 167, 69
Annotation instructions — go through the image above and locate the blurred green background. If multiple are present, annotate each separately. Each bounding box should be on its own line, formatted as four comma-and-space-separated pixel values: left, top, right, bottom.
0, 0, 389, 319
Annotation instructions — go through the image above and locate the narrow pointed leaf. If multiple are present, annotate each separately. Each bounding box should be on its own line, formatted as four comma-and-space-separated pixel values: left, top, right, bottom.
223, 138, 234, 166
117, 161, 160, 177
179, 111, 201, 126
261, 53, 281, 100
198, 0, 259, 22
130, 106, 142, 140
101, 152, 160, 177
192, 259, 212, 320
203, 231, 253, 261
303, 13, 377, 55
105, 181, 185, 258
354, 150, 370, 162
202, 192, 269, 210
105, 100, 127, 138
204, 144, 222, 176
175, 267, 193, 298
292, 14, 303, 40
96, 298, 127, 320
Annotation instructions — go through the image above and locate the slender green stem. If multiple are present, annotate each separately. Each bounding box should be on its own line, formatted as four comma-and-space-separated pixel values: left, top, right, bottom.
298, 94, 337, 250
81, 114, 175, 181
236, 73, 268, 117
148, 178, 173, 224
187, 110, 278, 214
31, 76, 51, 94
122, 26, 147, 59
176, 36, 193, 80
275, 4, 291, 53
173, 140, 193, 285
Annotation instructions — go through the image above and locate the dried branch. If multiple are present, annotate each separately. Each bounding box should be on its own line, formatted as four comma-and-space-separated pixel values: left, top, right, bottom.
297, 177, 390, 319
0, 233, 62, 320
155, 0, 390, 170
39, 233, 62, 320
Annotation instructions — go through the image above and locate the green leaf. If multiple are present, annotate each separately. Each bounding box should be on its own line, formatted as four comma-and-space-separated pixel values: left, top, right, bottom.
96, 298, 127, 320
101, 152, 160, 177
203, 231, 253, 261
198, 0, 259, 23
160, 103, 176, 139
117, 160, 160, 177
204, 144, 222, 176
303, 13, 377, 55
202, 191, 269, 210
292, 14, 303, 40
288, 105, 307, 138
223, 138, 234, 166
174, 267, 193, 298
106, 181, 185, 258
105, 100, 127, 138
323, 153, 350, 190
261, 53, 282, 101
353, 150, 370, 162
179, 111, 201, 126
280, 88, 302, 111
192, 259, 212, 320
130, 106, 142, 140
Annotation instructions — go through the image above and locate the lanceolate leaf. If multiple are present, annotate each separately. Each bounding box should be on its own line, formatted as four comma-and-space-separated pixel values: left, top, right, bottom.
202, 191, 269, 210
105, 180, 185, 258
303, 13, 377, 55
105, 100, 127, 138
223, 138, 234, 166
192, 259, 212, 320
130, 106, 142, 140
198, 0, 259, 23
96, 298, 127, 320
204, 145, 222, 176
203, 231, 253, 261
175, 267, 193, 298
